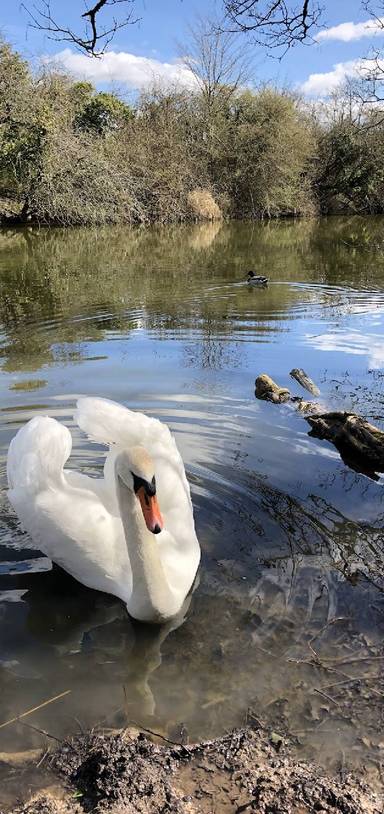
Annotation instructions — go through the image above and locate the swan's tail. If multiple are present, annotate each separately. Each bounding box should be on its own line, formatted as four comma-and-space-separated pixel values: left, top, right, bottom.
75, 397, 172, 449
7, 416, 72, 494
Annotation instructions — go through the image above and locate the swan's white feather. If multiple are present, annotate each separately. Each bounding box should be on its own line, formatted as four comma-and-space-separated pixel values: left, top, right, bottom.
75, 397, 172, 450
76, 396, 193, 515
7, 401, 200, 619
7, 416, 131, 601
7, 416, 71, 492
75, 398, 198, 591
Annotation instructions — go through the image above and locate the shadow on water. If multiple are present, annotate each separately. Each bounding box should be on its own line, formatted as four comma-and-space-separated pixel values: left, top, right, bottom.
0, 217, 384, 795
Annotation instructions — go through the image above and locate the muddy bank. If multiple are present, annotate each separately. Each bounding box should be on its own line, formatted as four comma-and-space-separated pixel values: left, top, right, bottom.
4, 722, 382, 814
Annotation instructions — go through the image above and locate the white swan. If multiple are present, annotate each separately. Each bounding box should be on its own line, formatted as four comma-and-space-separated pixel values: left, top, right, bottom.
7, 397, 201, 623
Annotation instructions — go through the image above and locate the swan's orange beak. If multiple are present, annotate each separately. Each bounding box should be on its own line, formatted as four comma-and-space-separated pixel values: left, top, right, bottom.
137, 487, 164, 534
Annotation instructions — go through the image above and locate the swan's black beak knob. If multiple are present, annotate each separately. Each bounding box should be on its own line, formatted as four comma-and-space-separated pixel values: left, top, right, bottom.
153, 524, 162, 535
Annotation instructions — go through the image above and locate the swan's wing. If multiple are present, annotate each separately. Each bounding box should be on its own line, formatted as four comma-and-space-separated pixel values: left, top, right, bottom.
65, 470, 116, 513
7, 416, 72, 493
7, 416, 131, 601
28, 484, 130, 601
7, 414, 74, 549
75, 397, 193, 513
75, 397, 172, 450
7, 414, 117, 513
75, 399, 199, 583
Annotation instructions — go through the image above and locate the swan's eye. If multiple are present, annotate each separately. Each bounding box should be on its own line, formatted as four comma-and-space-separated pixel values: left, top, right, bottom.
147, 476, 156, 496
132, 472, 156, 496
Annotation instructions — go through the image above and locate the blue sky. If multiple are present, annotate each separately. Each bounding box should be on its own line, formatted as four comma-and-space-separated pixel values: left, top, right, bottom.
3, 0, 384, 97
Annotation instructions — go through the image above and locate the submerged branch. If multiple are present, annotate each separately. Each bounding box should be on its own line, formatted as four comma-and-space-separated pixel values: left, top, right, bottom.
0, 689, 71, 731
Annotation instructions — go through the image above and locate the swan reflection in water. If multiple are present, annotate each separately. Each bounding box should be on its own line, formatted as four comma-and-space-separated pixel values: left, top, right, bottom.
1, 524, 384, 777
6, 563, 194, 724
2, 439, 384, 768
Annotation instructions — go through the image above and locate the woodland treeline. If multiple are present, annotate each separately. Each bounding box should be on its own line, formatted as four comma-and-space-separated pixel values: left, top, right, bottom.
1, 38, 384, 226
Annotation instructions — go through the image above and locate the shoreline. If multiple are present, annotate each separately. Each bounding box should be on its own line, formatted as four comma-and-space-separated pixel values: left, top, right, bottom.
3, 722, 382, 813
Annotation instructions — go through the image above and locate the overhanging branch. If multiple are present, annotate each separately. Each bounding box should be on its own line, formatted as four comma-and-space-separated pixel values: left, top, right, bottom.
21, 0, 140, 56
221, 0, 324, 50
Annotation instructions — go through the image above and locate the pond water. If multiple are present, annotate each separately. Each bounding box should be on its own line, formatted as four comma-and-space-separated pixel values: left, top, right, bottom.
0, 217, 384, 798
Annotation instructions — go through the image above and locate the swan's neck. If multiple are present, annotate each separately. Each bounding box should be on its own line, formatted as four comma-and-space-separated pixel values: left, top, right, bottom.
117, 478, 178, 622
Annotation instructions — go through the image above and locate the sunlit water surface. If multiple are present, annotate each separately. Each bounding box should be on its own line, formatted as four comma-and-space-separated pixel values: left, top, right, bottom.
0, 218, 384, 799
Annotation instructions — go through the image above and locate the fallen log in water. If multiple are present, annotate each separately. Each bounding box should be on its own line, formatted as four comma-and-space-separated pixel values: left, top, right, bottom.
255, 374, 384, 479
306, 412, 384, 479
291, 396, 322, 413
290, 368, 320, 396
255, 374, 291, 403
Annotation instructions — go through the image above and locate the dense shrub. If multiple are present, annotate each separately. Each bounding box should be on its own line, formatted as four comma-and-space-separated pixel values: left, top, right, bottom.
230, 89, 316, 217
316, 121, 384, 214
2, 39, 383, 226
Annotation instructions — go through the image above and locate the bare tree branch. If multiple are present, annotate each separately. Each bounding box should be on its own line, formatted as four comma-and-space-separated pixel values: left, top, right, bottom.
221, 0, 324, 51
358, 52, 384, 105
307, 3, 384, 128
20, 0, 325, 58
21, 0, 140, 56
180, 18, 253, 111
361, 0, 384, 27
354, 2, 384, 105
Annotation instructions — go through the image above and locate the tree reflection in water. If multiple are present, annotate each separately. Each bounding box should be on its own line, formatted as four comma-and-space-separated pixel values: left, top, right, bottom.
0, 217, 384, 773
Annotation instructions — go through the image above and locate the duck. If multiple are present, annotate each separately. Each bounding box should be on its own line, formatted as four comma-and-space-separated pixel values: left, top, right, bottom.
7, 397, 201, 624
246, 271, 268, 286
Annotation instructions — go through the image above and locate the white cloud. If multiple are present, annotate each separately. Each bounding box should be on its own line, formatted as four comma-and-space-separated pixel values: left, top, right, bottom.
300, 55, 384, 97
306, 329, 384, 369
300, 59, 362, 96
43, 49, 197, 91
317, 17, 384, 43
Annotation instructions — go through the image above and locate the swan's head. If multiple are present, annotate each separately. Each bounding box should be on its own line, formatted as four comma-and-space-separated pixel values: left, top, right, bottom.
115, 447, 164, 535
